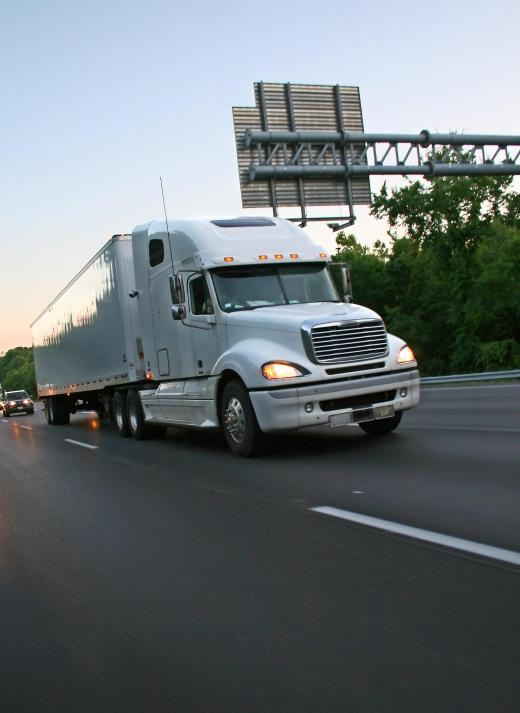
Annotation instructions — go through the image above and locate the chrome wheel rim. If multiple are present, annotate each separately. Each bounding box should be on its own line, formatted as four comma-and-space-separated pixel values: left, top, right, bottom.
115, 403, 124, 430
128, 402, 138, 432
224, 397, 246, 444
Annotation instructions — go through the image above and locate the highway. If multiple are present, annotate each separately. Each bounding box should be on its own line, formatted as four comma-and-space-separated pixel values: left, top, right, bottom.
0, 384, 519, 712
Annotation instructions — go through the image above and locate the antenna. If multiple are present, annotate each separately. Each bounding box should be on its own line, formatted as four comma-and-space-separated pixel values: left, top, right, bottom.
159, 176, 175, 265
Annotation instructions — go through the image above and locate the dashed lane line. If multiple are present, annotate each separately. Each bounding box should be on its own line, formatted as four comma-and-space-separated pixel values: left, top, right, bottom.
64, 438, 98, 450
310, 506, 520, 567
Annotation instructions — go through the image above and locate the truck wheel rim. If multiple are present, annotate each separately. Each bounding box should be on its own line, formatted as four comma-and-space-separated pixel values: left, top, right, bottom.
224, 397, 246, 444
128, 403, 138, 432
115, 404, 123, 430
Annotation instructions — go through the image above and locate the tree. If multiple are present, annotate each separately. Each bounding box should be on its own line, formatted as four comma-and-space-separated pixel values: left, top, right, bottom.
335, 174, 520, 375
0, 347, 37, 396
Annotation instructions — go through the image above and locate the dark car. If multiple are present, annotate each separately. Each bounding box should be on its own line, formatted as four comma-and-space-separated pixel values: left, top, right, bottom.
3, 390, 35, 417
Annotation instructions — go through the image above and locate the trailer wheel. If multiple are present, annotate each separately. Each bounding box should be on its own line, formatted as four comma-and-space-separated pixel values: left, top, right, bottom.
47, 397, 70, 425
358, 411, 402, 435
113, 391, 131, 437
221, 380, 265, 457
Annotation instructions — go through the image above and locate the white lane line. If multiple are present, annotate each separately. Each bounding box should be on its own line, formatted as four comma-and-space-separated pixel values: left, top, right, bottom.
17, 425, 32, 430
2, 420, 8, 423
310, 506, 520, 567
64, 438, 98, 450
401, 425, 520, 434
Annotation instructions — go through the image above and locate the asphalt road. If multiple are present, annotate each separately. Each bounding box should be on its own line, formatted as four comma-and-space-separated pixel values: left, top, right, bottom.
0, 384, 519, 712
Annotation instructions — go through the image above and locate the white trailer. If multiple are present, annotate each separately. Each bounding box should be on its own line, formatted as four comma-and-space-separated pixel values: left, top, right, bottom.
31, 217, 420, 455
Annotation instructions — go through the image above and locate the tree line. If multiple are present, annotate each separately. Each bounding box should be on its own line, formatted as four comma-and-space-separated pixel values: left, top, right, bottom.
334, 173, 520, 375
0, 347, 37, 397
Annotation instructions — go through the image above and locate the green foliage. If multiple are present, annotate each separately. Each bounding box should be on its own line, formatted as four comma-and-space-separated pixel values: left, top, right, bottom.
0, 347, 36, 397
335, 174, 520, 375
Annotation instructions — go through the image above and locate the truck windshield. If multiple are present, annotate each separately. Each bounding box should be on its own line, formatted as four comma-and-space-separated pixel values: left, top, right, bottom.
211, 263, 339, 313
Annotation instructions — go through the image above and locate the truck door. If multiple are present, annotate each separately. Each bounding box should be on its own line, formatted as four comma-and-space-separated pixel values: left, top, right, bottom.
183, 272, 220, 375
148, 238, 191, 378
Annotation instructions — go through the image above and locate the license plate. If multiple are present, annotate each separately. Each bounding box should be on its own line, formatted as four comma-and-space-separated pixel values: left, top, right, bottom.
329, 412, 353, 428
17, 407, 24, 411
352, 407, 374, 423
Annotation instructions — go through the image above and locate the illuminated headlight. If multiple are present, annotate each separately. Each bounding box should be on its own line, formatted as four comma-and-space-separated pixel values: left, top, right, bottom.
9, 401, 16, 406
397, 345, 416, 364
23, 399, 30, 404
262, 362, 308, 380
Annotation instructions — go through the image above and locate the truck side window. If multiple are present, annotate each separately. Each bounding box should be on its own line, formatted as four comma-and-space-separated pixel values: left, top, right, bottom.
149, 239, 164, 267
189, 275, 214, 315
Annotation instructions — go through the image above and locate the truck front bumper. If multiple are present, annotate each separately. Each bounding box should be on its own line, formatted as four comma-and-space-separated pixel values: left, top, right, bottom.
249, 368, 420, 433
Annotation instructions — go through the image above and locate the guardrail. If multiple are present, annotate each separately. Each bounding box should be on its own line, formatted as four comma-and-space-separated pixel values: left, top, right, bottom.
421, 370, 520, 385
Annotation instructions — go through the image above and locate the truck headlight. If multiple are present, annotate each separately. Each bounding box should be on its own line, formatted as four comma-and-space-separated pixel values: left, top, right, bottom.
262, 362, 308, 380
397, 345, 416, 364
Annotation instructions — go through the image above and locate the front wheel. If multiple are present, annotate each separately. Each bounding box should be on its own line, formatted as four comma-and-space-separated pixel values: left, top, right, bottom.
221, 380, 265, 457
359, 411, 402, 435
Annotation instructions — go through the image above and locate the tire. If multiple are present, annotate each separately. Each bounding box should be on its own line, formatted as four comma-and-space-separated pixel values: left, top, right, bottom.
48, 397, 70, 425
126, 390, 152, 440
4, 411, 9, 418
359, 411, 402, 435
112, 391, 131, 437
221, 380, 265, 457
44, 400, 53, 424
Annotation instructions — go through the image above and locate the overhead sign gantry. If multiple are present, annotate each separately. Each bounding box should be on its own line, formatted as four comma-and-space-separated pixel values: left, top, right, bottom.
233, 82, 520, 230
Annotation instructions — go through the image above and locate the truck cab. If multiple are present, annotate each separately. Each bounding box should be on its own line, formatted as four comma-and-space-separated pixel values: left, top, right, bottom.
130, 216, 420, 455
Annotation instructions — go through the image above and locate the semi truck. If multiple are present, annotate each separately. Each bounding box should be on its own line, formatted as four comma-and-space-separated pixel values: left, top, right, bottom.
31, 217, 420, 456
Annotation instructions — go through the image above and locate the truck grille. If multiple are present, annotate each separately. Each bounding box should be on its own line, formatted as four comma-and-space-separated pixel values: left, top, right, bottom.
310, 319, 388, 364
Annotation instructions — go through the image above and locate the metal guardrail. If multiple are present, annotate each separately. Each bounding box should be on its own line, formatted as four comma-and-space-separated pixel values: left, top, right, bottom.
421, 370, 520, 385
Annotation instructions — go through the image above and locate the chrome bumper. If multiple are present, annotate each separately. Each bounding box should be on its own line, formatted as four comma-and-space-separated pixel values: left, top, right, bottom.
250, 369, 420, 432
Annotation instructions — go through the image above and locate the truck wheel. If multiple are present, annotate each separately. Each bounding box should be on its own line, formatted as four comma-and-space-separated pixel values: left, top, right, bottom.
44, 400, 53, 424
48, 397, 70, 425
126, 390, 151, 440
113, 391, 131, 437
359, 411, 402, 435
221, 380, 265, 457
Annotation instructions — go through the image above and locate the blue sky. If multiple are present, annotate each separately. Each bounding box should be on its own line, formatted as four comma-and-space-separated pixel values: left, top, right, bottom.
1, 0, 519, 351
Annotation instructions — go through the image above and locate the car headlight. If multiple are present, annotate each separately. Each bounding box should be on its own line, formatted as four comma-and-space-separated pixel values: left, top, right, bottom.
262, 362, 308, 380
397, 345, 416, 364
9, 401, 16, 406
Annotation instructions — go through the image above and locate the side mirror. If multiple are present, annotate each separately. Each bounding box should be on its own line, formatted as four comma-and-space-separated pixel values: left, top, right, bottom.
172, 304, 186, 321
340, 265, 352, 303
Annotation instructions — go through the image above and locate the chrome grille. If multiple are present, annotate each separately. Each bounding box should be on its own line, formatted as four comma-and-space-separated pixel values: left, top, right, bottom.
310, 319, 388, 364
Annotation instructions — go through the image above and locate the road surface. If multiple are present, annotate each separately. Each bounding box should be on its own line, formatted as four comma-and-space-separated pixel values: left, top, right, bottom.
0, 384, 519, 712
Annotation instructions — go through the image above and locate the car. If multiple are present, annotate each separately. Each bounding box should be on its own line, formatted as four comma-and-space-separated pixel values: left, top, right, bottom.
3, 390, 35, 417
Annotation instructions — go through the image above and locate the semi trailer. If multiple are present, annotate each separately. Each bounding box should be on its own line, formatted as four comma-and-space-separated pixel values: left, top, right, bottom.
31, 217, 420, 456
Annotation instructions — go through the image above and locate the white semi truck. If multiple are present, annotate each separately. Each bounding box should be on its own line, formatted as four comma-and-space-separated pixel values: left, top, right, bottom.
31, 217, 420, 456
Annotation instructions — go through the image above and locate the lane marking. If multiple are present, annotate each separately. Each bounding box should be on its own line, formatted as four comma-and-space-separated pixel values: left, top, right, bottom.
401, 425, 520, 434
64, 438, 98, 450
17, 425, 32, 430
2, 420, 8, 423
310, 506, 520, 567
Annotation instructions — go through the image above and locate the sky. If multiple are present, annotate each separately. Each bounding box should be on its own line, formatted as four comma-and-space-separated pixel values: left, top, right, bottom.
1, 0, 519, 353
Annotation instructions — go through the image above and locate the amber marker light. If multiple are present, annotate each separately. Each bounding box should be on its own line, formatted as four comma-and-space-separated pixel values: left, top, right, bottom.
397, 345, 416, 364
274, 253, 284, 259
290, 253, 299, 259
146, 372, 153, 380
223, 256, 234, 262
319, 252, 328, 258
258, 254, 268, 260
